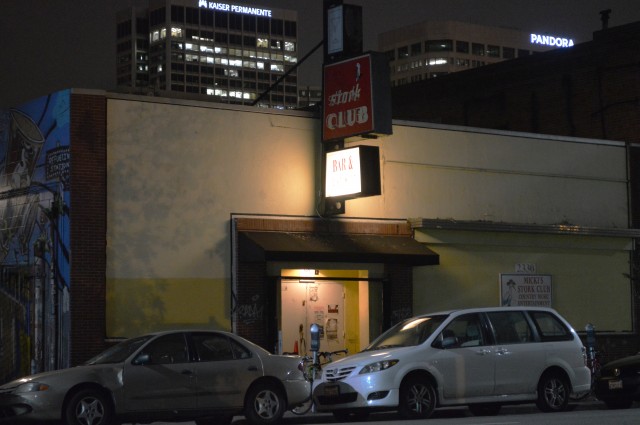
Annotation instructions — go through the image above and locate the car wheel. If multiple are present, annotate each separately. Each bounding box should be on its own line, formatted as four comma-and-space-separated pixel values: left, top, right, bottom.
64, 389, 113, 425
398, 375, 436, 419
469, 403, 501, 416
604, 398, 633, 409
244, 381, 286, 425
536, 372, 570, 412
332, 410, 370, 422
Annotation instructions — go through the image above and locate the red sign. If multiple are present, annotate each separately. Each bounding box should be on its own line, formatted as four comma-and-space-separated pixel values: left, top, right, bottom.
323, 54, 374, 141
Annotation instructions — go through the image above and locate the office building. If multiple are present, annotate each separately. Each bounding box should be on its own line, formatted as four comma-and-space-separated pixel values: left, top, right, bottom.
116, 0, 298, 108
379, 20, 572, 86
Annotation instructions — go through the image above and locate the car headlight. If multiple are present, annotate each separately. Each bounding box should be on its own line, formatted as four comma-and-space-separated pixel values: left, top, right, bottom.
359, 359, 399, 374
15, 382, 50, 393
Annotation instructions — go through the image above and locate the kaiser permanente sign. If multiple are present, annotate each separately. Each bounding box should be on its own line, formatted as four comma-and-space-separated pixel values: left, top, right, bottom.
198, 1, 272, 17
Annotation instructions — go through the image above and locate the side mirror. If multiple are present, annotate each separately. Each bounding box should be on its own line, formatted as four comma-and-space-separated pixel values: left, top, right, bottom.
132, 353, 150, 365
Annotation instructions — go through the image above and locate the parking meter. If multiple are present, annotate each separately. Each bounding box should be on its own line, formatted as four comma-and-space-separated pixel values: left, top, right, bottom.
310, 323, 320, 353
585, 323, 596, 368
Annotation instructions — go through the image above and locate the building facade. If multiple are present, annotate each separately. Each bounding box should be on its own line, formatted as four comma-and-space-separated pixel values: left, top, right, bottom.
2, 88, 638, 385
379, 20, 574, 87
116, 0, 298, 108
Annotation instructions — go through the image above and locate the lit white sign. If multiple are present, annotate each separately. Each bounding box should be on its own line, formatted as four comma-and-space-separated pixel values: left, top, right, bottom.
530, 33, 574, 48
198, 1, 272, 17
326, 147, 361, 197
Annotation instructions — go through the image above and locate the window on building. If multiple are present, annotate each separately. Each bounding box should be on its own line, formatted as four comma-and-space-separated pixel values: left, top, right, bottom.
150, 7, 166, 26
428, 58, 448, 66
185, 7, 198, 25
398, 46, 409, 58
487, 45, 500, 58
426, 39, 453, 52
456, 40, 469, 53
215, 32, 228, 43
503, 47, 515, 59
284, 41, 295, 52
385, 49, 395, 61
271, 39, 282, 50
215, 11, 228, 28
472, 43, 485, 56
229, 13, 242, 30
410, 42, 422, 56
171, 5, 184, 23
271, 19, 284, 35
285, 21, 297, 37
201, 9, 213, 26
257, 17, 269, 34
243, 15, 256, 32
517, 49, 530, 57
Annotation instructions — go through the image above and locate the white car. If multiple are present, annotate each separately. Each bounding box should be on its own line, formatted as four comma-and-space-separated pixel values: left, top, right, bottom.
0, 330, 309, 425
312, 306, 591, 421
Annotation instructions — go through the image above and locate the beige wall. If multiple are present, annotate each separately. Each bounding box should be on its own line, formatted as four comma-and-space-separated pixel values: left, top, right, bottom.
105, 95, 631, 337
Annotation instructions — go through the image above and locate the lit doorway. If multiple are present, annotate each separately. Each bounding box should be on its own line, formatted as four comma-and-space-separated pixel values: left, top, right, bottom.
277, 269, 383, 356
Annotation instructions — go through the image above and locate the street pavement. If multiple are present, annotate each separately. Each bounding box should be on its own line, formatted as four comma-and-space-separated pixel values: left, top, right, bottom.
142, 395, 614, 425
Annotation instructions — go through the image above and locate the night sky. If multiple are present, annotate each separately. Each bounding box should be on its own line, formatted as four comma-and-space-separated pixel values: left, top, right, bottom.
2, 0, 639, 107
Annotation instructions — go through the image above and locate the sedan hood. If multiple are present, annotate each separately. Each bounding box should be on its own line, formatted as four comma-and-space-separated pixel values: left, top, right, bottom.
603, 354, 640, 370
1, 364, 124, 390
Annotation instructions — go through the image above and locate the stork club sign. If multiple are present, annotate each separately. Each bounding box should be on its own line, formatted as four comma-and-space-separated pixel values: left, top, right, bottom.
322, 52, 392, 142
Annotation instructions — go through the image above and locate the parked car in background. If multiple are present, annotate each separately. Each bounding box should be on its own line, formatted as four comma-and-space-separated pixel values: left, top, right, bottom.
594, 353, 640, 409
312, 306, 590, 421
0, 330, 308, 425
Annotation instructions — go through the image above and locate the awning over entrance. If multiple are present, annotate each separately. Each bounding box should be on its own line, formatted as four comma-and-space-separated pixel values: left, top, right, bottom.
238, 231, 439, 266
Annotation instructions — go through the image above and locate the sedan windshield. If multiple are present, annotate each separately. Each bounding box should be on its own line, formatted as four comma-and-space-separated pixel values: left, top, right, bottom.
365, 315, 448, 351
85, 335, 152, 365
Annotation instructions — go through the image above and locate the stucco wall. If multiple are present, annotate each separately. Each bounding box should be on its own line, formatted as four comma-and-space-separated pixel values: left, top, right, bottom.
106, 98, 320, 336
346, 122, 628, 227
105, 95, 630, 337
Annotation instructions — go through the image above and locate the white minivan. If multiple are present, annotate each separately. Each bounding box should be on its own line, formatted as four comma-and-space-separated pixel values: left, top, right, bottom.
312, 307, 591, 421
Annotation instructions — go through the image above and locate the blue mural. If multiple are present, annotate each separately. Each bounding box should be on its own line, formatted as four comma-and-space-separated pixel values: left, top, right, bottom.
0, 90, 71, 383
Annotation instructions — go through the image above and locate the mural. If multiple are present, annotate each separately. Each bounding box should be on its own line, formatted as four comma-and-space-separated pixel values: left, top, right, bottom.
0, 90, 71, 384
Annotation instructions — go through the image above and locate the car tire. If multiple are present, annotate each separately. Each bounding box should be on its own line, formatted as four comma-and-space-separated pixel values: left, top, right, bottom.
244, 381, 286, 425
469, 403, 501, 416
64, 388, 113, 425
398, 375, 437, 419
604, 398, 633, 409
536, 372, 570, 412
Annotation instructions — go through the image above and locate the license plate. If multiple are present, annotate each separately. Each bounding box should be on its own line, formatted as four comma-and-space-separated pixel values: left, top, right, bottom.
609, 380, 623, 390
324, 385, 340, 396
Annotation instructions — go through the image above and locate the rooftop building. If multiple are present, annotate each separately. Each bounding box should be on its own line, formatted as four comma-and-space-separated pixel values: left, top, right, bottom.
379, 20, 571, 86
116, 0, 298, 108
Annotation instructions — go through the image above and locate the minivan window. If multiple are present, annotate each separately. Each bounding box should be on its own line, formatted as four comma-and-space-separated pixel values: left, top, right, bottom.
365, 315, 447, 350
433, 313, 484, 349
529, 311, 573, 341
487, 311, 533, 344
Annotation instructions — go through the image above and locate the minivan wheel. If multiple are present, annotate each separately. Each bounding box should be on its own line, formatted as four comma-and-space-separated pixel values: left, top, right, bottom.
536, 372, 570, 412
398, 375, 436, 419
